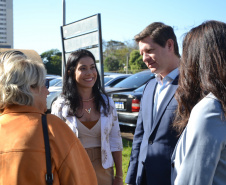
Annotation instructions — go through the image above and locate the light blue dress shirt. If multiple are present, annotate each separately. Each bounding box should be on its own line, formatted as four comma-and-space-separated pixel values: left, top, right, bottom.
153, 68, 179, 119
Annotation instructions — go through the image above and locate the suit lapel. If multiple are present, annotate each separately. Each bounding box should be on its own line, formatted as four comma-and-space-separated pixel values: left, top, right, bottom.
150, 76, 179, 135
141, 79, 157, 133
148, 80, 157, 128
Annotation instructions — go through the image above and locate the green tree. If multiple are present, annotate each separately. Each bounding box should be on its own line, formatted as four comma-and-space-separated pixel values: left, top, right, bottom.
41, 49, 62, 75
41, 49, 60, 62
104, 56, 120, 71
103, 40, 140, 72
103, 40, 128, 72
129, 50, 147, 71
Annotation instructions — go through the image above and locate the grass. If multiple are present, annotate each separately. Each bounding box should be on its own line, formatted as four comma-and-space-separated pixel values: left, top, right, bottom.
122, 138, 132, 184
114, 138, 133, 184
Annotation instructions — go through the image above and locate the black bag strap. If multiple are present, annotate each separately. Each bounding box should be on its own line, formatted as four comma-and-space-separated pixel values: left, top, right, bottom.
41, 114, 53, 185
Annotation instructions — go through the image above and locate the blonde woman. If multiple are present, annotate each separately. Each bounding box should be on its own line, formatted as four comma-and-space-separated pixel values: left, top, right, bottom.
0, 54, 97, 185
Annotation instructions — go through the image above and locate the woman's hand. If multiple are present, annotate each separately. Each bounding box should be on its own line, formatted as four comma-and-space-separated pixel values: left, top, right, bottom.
113, 175, 123, 185
112, 151, 123, 185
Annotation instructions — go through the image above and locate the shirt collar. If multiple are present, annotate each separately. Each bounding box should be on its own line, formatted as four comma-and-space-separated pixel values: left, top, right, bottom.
155, 68, 179, 85
2, 105, 44, 115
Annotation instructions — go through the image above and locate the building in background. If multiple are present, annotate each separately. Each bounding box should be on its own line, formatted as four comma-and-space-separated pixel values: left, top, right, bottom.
0, 0, 13, 48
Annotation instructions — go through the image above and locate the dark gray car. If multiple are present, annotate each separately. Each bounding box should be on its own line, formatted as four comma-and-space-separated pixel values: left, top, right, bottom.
105, 70, 154, 96
112, 84, 146, 134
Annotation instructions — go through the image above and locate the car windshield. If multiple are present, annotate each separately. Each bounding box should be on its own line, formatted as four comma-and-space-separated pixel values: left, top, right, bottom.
134, 84, 146, 92
113, 71, 153, 88
54, 81, 62, 87
104, 77, 113, 84
49, 78, 61, 87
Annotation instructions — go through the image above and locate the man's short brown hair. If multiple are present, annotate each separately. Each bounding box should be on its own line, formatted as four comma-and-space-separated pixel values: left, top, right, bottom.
135, 22, 180, 57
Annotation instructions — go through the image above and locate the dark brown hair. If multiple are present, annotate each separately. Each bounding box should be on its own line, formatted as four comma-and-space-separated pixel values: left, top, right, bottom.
134, 22, 180, 57
62, 49, 109, 117
173, 20, 226, 135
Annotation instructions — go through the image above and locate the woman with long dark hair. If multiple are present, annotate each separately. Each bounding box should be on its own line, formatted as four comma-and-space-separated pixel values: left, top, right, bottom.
52, 49, 123, 185
171, 20, 226, 185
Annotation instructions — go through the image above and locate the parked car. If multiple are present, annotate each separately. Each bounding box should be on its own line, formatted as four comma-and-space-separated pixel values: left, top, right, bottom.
104, 72, 120, 76
46, 74, 61, 83
104, 73, 131, 87
105, 70, 154, 96
46, 77, 62, 112
111, 84, 146, 133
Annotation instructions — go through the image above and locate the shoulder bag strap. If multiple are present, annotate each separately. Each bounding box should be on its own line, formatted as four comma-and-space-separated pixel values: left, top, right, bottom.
41, 114, 53, 185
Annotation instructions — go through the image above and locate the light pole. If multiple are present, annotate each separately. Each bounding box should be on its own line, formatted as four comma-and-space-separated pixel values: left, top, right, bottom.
126, 54, 129, 74
62, 0, 66, 76
62, 0, 66, 26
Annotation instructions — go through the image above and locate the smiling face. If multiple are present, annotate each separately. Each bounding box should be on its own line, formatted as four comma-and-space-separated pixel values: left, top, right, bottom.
74, 56, 97, 90
139, 36, 173, 78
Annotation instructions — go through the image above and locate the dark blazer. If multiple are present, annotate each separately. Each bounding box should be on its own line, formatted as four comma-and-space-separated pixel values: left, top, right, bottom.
125, 76, 179, 185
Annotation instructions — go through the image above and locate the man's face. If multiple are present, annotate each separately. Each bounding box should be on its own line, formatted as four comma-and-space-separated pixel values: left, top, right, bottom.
139, 36, 172, 78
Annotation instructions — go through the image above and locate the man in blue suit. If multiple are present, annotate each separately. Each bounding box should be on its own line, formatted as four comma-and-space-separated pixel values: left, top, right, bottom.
125, 22, 180, 185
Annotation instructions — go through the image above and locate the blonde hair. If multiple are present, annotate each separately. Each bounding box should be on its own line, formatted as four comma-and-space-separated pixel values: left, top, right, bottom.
0, 50, 27, 63
0, 55, 46, 109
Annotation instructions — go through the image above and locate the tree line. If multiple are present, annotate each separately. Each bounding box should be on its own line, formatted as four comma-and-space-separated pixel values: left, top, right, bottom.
41, 40, 148, 76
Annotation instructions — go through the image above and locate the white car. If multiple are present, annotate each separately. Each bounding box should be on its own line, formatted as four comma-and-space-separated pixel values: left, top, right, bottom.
46, 77, 62, 112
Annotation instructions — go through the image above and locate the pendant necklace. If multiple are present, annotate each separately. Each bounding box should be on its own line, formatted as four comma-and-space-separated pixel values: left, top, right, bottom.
83, 96, 94, 114
85, 108, 91, 114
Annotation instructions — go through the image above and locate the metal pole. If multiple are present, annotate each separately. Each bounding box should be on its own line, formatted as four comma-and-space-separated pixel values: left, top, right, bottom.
126, 54, 129, 74
62, 0, 66, 26
62, 0, 66, 77
97, 14, 104, 88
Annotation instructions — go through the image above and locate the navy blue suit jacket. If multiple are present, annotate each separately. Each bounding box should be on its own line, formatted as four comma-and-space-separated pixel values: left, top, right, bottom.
125, 76, 179, 185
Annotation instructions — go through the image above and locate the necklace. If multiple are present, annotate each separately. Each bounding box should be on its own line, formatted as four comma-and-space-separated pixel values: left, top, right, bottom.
83, 96, 94, 114
85, 108, 91, 114
82, 97, 95, 102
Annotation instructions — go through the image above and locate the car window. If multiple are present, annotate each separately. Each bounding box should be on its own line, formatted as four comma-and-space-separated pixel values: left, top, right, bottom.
108, 77, 126, 87
113, 71, 153, 88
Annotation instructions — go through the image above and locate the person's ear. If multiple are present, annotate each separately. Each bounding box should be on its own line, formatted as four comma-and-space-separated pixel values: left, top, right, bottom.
166, 39, 174, 52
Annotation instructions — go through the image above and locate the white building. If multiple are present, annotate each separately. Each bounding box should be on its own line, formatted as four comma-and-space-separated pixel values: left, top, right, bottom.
0, 0, 13, 48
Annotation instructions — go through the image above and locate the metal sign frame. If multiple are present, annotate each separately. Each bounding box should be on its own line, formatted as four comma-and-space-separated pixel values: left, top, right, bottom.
61, 13, 104, 87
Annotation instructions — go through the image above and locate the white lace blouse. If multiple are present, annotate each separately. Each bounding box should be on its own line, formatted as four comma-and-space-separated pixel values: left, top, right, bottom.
51, 94, 123, 169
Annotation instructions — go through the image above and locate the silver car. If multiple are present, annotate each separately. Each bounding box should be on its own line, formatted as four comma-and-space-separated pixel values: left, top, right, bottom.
46, 77, 62, 112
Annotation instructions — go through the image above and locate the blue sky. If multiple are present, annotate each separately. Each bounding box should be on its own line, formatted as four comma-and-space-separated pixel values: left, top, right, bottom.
14, 0, 226, 54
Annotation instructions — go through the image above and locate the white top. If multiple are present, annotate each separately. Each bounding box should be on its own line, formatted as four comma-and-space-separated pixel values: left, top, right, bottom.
171, 93, 226, 185
51, 94, 123, 169
76, 118, 101, 148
